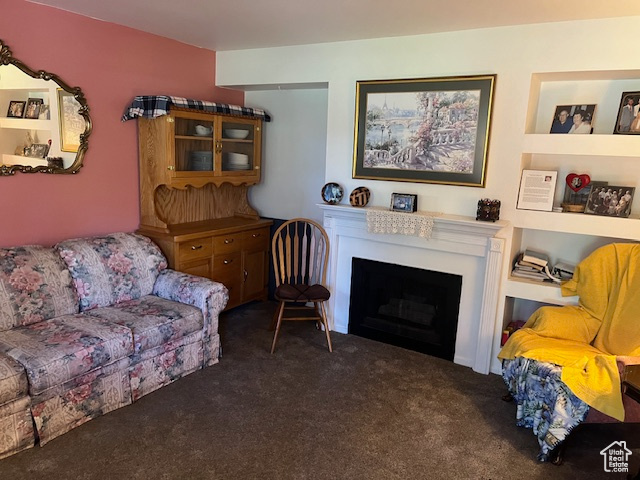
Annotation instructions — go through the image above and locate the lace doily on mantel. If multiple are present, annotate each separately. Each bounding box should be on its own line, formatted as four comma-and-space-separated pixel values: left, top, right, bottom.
365, 207, 442, 239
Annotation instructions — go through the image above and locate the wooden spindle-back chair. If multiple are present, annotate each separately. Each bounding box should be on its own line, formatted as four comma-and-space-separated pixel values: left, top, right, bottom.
270, 218, 332, 353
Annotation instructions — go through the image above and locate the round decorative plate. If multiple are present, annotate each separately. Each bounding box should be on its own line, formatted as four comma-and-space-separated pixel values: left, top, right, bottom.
349, 186, 371, 207
321, 182, 344, 204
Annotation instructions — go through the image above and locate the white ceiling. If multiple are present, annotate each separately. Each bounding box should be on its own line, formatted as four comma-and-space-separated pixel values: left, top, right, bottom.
29, 0, 640, 51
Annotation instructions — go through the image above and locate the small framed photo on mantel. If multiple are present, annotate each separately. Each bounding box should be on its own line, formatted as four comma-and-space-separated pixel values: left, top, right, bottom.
516, 170, 558, 212
390, 193, 418, 213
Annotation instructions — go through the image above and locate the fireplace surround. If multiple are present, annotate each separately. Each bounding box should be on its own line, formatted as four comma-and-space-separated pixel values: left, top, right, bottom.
320, 204, 507, 374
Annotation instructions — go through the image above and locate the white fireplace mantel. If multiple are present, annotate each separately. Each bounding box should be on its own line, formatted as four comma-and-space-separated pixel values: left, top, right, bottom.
319, 204, 509, 374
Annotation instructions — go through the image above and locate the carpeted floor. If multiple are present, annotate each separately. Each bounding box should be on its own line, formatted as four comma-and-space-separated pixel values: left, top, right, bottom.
0, 301, 637, 479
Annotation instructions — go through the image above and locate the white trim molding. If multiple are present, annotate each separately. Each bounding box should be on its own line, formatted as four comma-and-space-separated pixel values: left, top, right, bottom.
320, 204, 508, 374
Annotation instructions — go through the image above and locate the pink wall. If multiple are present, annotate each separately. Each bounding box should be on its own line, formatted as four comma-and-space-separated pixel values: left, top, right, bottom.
1, 0, 244, 247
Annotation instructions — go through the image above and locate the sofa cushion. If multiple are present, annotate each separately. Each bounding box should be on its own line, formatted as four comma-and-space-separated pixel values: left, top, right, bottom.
55, 233, 168, 311
0, 353, 28, 406
0, 396, 34, 460
0, 314, 133, 395
84, 295, 204, 354
30, 357, 131, 404
0, 245, 78, 331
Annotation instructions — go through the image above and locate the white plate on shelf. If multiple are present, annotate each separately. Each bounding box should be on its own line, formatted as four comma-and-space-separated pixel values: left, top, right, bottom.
226, 153, 249, 165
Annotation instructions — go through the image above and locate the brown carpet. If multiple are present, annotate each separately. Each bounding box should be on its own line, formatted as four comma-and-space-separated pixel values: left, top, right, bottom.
0, 301, 637, 479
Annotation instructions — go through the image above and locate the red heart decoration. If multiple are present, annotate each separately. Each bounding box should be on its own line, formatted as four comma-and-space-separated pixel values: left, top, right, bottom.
566, 173, 591, 192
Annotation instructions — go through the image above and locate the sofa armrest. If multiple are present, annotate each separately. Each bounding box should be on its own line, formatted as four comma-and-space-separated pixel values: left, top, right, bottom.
153, 269, 229, 364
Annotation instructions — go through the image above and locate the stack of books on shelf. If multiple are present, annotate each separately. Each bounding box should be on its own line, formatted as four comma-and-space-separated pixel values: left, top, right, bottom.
512, 249, 562, 283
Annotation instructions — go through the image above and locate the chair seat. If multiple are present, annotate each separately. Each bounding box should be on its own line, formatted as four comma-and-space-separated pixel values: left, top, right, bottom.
275, 284, 330, 302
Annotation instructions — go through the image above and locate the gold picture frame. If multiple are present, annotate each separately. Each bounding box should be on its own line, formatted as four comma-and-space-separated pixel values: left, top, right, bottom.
352, 75, 496, 187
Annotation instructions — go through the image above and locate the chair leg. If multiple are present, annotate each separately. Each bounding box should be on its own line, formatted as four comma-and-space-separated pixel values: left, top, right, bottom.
269, 302, 280, 331
270, 301, 285, 354
320, 301, 333, 353
313, 302, 323, 330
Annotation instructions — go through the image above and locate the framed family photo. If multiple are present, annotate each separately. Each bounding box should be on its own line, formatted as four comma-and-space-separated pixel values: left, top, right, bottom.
549, 104, 596, 134
7, 100, 26, 118
584, 186, 634, 218
613, 91, 640, 134
352, 75, 496, 187
24, 98, 43, 119
38, 104, 50, 120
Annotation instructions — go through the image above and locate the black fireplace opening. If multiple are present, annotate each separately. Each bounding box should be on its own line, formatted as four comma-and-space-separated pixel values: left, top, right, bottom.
348, 258, 462, 361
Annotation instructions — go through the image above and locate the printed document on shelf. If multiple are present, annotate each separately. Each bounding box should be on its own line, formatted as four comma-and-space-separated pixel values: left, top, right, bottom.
516, 170, 558, 211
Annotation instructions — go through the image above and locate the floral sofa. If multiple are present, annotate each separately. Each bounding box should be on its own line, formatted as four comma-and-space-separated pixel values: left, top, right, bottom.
0, 232, 228, 459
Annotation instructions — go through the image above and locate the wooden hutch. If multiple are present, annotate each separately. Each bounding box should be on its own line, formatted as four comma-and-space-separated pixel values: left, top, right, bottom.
134, 102, 272, 310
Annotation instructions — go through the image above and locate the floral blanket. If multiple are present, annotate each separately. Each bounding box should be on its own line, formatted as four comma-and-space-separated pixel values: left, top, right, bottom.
502, 357, 590, 461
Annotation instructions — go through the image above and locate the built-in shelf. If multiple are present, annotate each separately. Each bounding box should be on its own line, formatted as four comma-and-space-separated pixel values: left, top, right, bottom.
0, 117, 52, 130
531, 70, 640, 83
500, 67, 640, 369
522, 134, 640, 157
513, 209, 640, 239
505, 277, 577, 306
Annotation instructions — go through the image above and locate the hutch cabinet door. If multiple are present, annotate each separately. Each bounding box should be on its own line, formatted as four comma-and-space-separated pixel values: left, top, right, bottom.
170, 111, 216, 186
241, 227, 270, 302
217, 117, 262, 184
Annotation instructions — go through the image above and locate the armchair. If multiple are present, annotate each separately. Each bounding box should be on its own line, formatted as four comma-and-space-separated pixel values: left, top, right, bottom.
499, 243, 640, 462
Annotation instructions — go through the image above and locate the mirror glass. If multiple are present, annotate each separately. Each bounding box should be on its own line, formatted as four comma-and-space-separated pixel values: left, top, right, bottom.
0, 39, 91, 175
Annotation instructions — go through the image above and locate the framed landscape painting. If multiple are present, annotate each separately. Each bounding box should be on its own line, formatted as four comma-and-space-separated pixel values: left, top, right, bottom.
352, 75, 496, 187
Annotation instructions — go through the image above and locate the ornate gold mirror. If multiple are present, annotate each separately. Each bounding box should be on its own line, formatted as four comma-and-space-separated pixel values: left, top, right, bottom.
0, 39, 91, 175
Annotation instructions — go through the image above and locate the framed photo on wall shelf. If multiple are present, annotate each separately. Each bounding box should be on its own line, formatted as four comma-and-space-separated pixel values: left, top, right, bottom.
584, 186, 634, 218
549, 104, 596, 134
562, 179, 607, 213
24, 98, 43, 119
613, 91, 640, 134
7, 100, 26, 118
38, 104, 50, 120
352, 75, 496, 187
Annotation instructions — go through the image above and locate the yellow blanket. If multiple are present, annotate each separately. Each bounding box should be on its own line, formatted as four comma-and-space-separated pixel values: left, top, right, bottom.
499, 243, 640, 421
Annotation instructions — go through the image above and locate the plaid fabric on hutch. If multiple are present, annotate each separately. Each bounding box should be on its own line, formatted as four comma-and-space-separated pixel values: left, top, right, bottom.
122, 95, 271, 122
